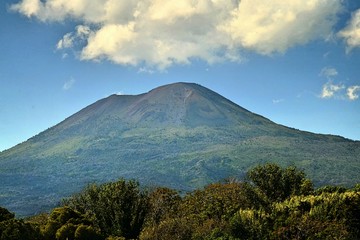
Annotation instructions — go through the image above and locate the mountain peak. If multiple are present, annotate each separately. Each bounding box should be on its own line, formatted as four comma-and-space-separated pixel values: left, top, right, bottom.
112, 82, 263, 127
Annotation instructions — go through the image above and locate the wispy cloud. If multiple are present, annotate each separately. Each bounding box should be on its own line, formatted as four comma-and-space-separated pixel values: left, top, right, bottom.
318, 67, 360, 101
319, 66, 342, 99
319, 67, 338, 80
347, 86, 360, 101
56, 33, 74, 49
338, 9, 360, 52
272, 99, 284, 104
138, 67, 155, 74
320, 81, 345, 99
56, 25, 90, 50
63, 77, 75, 90
320, 82, 360, 101
61, 53, 68, 59
11, 0, 343, 69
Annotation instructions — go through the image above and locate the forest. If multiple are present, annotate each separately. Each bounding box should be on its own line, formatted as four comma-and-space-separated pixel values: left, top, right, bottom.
1, 163, 359, 240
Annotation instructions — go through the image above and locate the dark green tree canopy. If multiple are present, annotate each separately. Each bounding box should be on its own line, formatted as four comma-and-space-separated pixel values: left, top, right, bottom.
0, 207, 14, 222
42, 206, 101, 240
247, 163, 313, 202
63, 179, 149, 239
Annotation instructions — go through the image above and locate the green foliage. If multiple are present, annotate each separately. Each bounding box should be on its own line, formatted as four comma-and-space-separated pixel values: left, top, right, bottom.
0, 218, 41, 240
230, 209, 270, 240
42, 206, 101, 240
354, 183, 360, 192
105, 236, 125, 240
0, 206, 41, 240
140, 164, 360, 239
145, 187, 181, 226
247, 163, 313, 202
181, 182, 263, 221
56, 223, 77, 240
315, 185, 347, 194
0, 207, 14, 222
75, 224, 102, 240
269, 192, 360, 239
229, 191, 360, 239
141, 181, 267, 240
63, 179, 149, 239
140, 217, 193, 240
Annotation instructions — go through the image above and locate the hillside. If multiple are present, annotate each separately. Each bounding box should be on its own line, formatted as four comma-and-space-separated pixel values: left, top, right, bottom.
1, 82, 360, 216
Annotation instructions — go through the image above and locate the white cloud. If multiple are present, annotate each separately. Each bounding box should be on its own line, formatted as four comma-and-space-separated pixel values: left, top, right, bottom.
138, 67, 155, 74
347, 86, 360, 100
318, 67, 360, 101
338, 9, 360, 52
63, 77, 75, 90
10, 0, 42, 18
319, 67, 338, 79
57, 33, 74, 49
219, 0, 342, 55
11, 0, 343, 69
57, 25, 90, 50
320, 81, 345, 99
320, 82, 360, 101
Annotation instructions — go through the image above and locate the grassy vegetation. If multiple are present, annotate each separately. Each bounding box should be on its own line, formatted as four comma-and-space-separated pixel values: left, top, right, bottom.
1, 124, 360, 216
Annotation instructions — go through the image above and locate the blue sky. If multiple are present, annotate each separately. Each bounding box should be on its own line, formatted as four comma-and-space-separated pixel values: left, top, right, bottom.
1, 0, 360, 151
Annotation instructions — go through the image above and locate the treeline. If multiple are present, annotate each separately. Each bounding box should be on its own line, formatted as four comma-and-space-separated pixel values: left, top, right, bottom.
1, 163, 360, 239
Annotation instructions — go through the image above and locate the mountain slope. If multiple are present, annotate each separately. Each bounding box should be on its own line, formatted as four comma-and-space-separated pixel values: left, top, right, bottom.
1, 82, 359, 216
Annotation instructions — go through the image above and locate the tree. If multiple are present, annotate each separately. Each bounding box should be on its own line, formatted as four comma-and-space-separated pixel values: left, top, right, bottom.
145, 187, 181, 226
181, 182, 263, 221
75, 224, 102, 240
0, 206, 41, 240
140, 217, 193, 240
0, 207, 14, 222
247, 163, 313, 202
230, 209, 270, 240
42, 206, 100, 240
55, 223, 77, 240
64, 179, 149, 239
0, 219, 41, 240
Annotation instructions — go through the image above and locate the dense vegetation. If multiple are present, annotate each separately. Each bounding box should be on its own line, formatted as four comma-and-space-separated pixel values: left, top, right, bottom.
1, 163, 360, 239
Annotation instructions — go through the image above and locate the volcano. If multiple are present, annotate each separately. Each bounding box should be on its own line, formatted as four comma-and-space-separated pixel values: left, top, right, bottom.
1, 82, 359, 216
